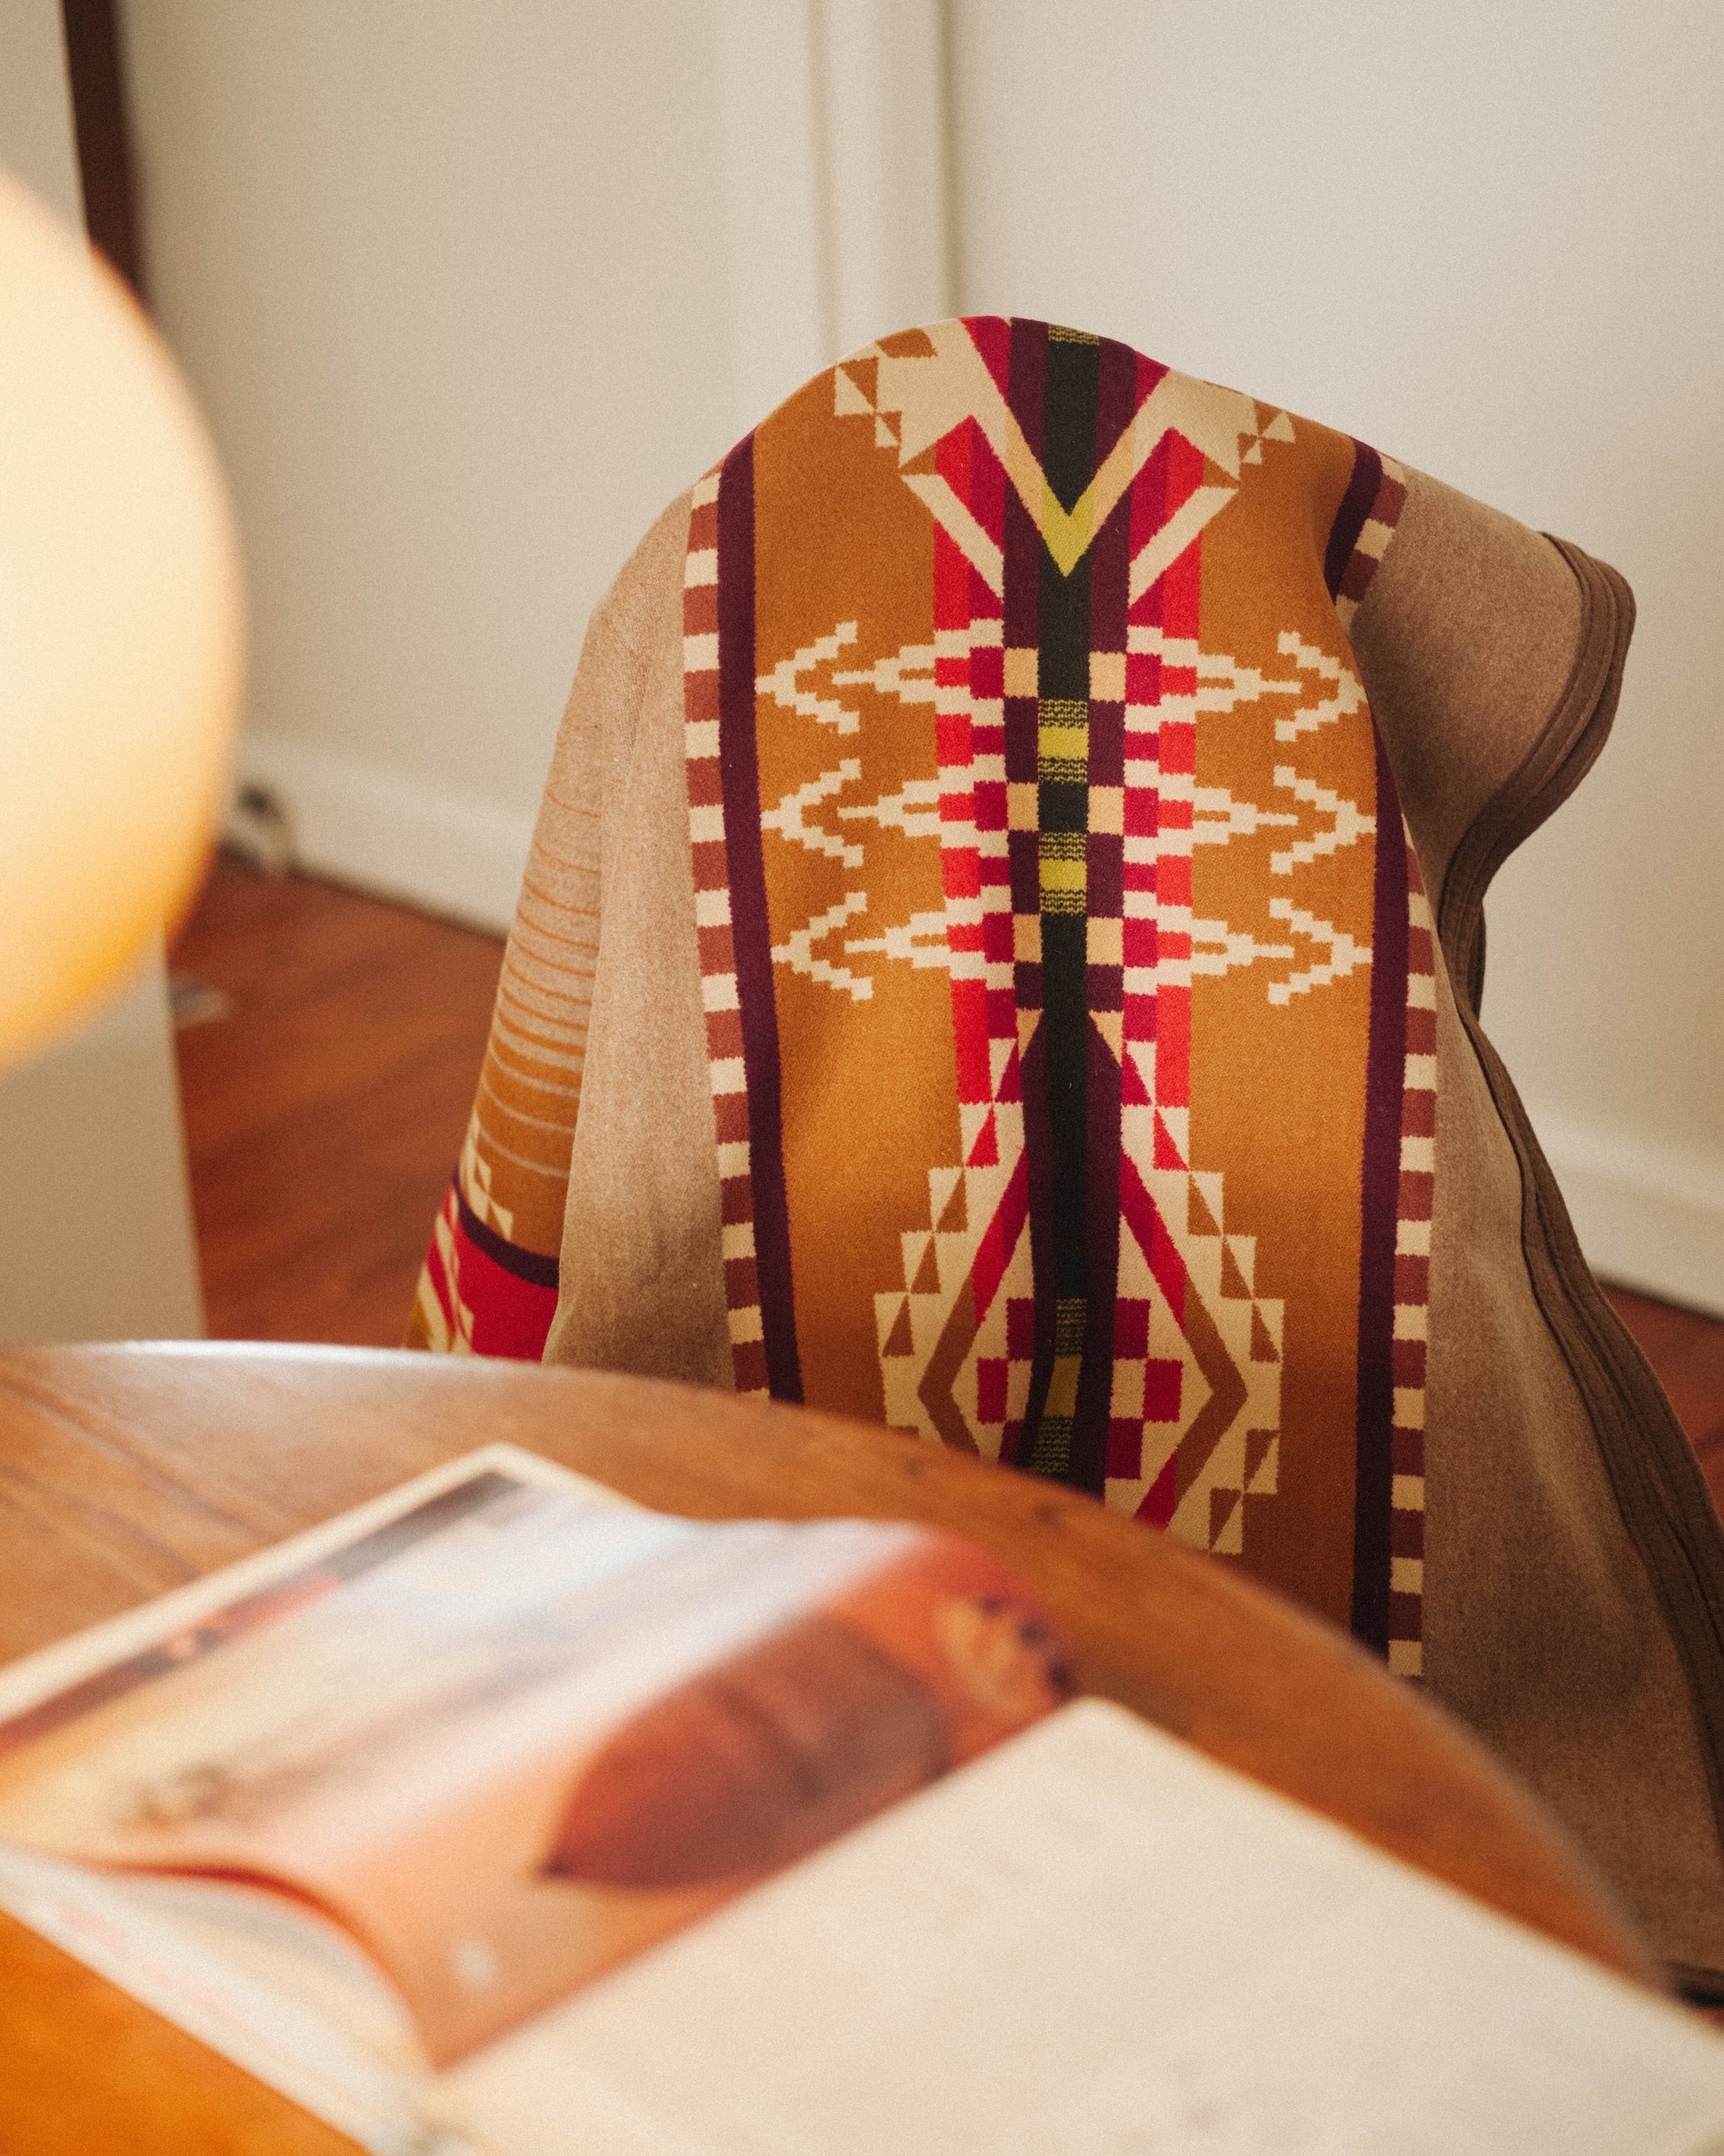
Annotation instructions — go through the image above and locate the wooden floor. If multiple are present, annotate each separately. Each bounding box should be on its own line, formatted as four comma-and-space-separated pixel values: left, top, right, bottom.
171, 856, 1724, 1510
170, 854, 503, 1346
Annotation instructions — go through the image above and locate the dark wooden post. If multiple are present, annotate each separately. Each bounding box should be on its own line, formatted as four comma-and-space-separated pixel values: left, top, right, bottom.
60, 0, 145, 303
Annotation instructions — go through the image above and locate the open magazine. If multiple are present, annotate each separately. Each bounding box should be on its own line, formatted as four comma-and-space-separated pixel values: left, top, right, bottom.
3, 1444, 1724, 2156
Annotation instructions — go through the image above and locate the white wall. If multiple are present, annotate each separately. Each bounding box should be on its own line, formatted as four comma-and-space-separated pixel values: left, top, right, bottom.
951, 0, 1724, 1313
121, 0, 744, 920
0, 0, 203, 1344
120, 0, 950, 927
0, 0, 85, 196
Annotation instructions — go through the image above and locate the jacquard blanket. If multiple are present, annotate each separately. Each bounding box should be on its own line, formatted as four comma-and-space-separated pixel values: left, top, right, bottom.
411, 318, 1724, 1989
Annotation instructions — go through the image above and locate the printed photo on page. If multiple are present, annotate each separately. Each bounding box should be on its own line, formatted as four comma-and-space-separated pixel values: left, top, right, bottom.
0, 1457, 1069, 2067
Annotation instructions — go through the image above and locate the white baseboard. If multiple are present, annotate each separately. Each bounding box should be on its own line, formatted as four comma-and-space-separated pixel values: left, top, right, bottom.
1531, 1108, 1724, 1319
231, 734, 534, 937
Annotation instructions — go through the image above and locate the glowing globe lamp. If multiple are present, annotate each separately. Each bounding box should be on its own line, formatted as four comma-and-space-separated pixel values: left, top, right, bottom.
0, 165, 244, 1067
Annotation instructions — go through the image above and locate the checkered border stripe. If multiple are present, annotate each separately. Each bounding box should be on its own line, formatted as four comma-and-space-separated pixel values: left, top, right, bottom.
1328, 440, 1423, 1675
1334, 454, 1409, 631
681, 468, 770, 1396
1387, 843, 1435, 1677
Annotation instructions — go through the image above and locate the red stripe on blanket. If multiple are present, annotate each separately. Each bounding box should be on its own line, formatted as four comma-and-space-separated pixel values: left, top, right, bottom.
421, 1183, 560, 1361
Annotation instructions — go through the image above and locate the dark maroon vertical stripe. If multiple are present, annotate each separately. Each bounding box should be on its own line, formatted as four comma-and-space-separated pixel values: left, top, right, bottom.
1350, 726, 1410, 1651
716, 438, 803, 1402
1324, 440, 1382, 599
1012, 1026, 1058, 1468
1002, 321, 1056, 1464
1068, 332, 1138, 1494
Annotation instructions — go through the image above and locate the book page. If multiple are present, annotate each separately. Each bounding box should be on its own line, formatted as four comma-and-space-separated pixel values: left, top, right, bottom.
435, 1700, 1724, 2156
0, 1447, 621, 1725
5, 1694, 1723, 2152
0, 1445, 1065, 2068
0, 1841, 446, 2155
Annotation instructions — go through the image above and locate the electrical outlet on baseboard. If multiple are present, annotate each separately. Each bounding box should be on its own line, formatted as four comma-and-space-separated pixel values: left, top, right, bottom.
221, 782, 295, 876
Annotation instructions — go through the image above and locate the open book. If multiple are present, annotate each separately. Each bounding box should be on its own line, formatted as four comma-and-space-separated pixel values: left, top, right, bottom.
1, 1444, 1722, 2155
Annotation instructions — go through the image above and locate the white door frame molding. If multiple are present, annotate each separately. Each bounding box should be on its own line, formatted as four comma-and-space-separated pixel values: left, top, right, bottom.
716, 0, 954, 435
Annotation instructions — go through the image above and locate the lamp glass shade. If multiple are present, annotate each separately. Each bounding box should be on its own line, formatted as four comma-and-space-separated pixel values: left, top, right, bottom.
0, 165, 245, 1066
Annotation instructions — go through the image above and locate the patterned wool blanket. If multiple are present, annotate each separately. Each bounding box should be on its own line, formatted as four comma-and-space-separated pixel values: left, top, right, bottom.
412, 318, 1724, 1984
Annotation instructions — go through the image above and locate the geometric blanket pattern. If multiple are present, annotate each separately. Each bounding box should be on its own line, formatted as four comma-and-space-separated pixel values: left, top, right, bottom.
419, 318, 1431, 1672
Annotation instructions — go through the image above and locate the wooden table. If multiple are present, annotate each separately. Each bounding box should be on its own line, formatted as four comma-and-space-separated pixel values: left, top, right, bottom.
0, 1342, 1658, 2152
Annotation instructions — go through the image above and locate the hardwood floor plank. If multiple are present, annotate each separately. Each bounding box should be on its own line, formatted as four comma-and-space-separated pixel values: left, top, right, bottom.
170, 855, 502, 1345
